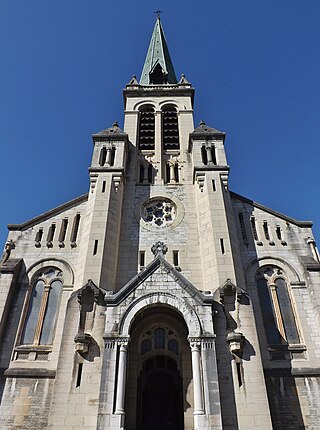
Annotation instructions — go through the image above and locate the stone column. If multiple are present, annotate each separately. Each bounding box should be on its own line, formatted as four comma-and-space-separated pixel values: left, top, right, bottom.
169, 159, 176, 183
114, 337, 130, 415
106, 147, 112, 165
189, 337, 205, 416
206, 145, 213, 163
154, 110, 163, 184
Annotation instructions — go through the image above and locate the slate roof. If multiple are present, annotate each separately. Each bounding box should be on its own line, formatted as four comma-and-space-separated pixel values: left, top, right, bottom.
140, 18, 177, 85
192, 120, 225, 136
92, 122, 127, 138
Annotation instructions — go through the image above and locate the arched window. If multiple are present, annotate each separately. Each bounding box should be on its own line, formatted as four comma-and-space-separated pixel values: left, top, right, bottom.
21, 268, 63, 345
140, 326, 179, 355
162, 105, 180, 150
138, 105, 155, 151
256, 266, 300, 350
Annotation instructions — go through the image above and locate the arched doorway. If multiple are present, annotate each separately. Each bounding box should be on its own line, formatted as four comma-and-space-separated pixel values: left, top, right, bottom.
137, 355, 183, 430
124, 305, 193, 430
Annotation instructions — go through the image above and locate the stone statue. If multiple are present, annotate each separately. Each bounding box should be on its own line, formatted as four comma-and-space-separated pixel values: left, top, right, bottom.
0, 240, 15, 265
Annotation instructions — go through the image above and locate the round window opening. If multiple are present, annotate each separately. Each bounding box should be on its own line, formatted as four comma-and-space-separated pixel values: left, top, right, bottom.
141, 199, 176, 227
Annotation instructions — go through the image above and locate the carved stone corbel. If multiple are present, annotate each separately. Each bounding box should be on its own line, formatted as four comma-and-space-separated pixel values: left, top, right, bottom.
90, 172, 99, 192
195, 172, 205, 192
226, 331, 245, 358
112, 174, 122, 193
74, 279, 105, 353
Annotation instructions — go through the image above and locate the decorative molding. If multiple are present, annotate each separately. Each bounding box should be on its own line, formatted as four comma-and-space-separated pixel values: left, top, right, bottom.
119, 291, 202, 337
4, 368, 56, 379
151, 241, 168, 257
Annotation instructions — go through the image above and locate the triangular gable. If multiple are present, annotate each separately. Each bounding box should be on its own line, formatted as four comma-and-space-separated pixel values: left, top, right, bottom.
104, 255, 215, 306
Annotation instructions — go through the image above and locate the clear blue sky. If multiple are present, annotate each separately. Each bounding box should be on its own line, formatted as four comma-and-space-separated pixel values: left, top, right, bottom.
1, 1, 320, 248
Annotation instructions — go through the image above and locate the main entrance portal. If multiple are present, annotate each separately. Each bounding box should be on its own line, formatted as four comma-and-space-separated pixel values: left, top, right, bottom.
137, 356, 184, 430
124, 306, 193, 430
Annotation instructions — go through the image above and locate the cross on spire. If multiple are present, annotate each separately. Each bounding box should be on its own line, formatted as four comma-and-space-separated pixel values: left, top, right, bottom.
154, 10, 163, 19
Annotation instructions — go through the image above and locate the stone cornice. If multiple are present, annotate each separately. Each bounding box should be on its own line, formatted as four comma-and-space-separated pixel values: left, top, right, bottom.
88, 167, 124, 174
194, 165, 230, 172
123, 86, 195, 107
4, 368, 56, 379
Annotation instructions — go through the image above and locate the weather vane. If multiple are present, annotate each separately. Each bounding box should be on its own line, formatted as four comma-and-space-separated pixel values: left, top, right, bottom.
154, 10, 163, 19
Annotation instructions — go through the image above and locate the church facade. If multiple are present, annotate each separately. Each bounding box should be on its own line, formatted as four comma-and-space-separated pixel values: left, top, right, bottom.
1, 18, 320, 430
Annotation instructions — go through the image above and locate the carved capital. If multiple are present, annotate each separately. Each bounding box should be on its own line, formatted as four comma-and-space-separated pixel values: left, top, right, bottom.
116, 337, 130, 352
188, 336, 202, 351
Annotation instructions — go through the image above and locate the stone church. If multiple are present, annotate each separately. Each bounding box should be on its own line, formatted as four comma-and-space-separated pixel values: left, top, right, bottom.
1, 17, 320, 430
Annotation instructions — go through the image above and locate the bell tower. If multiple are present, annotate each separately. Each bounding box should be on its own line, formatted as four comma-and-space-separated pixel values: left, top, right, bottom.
123, 17, 195, 188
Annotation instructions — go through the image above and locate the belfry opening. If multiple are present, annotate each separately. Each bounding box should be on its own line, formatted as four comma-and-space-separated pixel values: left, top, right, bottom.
125, 305, 192, 430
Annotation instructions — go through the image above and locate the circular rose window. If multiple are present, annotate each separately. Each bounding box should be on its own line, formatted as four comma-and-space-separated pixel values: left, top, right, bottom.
141, 199, 176, 227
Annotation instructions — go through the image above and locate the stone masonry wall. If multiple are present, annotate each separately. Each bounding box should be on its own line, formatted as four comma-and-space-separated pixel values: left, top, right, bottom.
0, 377, 54, 429
266, 375, 320, 429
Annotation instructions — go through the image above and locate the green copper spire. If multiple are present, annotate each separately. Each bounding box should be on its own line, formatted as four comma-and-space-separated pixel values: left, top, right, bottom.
140, 17, 177, 85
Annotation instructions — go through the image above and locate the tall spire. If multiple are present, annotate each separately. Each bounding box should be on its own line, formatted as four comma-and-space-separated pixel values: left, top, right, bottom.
140, 17, 177, 85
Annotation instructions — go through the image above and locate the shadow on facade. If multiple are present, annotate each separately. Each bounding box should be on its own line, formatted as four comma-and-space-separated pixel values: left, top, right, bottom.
0, 263, 27, 403
240, 205, 305, 429
115, 142, 152, 291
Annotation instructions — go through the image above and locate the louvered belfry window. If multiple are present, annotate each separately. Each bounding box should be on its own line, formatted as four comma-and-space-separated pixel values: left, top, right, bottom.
138, 105, 155, 151
162, 105, 180, 150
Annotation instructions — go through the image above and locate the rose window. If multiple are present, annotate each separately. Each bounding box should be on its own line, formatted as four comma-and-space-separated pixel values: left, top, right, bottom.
142, 199, 176, 227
